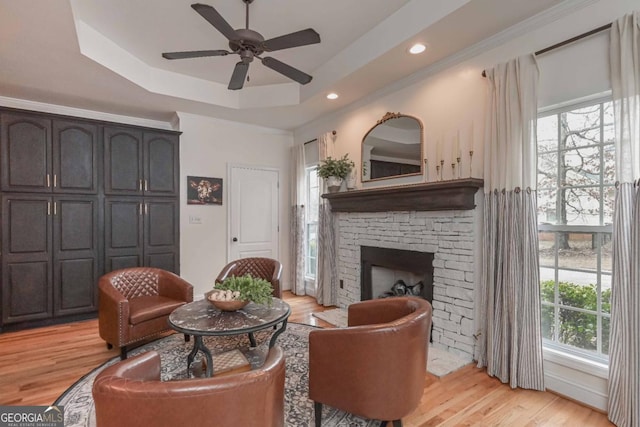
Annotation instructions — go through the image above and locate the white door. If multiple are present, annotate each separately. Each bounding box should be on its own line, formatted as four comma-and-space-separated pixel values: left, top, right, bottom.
228, 165, 279, 261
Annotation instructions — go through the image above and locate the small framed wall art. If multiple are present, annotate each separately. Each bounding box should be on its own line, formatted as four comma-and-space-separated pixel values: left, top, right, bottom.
187, 176, 223, 205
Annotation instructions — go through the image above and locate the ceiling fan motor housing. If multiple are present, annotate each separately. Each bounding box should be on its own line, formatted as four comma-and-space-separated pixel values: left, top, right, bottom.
230, 28, 265, 56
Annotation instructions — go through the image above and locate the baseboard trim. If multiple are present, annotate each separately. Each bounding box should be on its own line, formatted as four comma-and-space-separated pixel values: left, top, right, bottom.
544, 371, 608, 411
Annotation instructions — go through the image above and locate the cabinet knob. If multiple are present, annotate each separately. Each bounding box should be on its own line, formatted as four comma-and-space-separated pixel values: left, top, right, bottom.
232, 237, 238, 242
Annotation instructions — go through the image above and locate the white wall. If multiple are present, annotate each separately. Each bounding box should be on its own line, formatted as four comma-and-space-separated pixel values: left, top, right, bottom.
293, 0, 639, 412
177, 112, 293, 298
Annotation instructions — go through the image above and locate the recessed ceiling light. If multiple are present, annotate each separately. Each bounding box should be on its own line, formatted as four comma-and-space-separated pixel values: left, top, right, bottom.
327, 93, 339, 100
408, 43, 426, 55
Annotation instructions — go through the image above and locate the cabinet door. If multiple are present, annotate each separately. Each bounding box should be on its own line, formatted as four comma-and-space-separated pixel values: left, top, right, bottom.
104, 127, 143, 195
104, 198, 143, 272
53, 196, 100, 316
1, 195, 52, 324
53, 120, 99, 194
1, 113, 52, 192
143, 132, 179, 197
144, 198, 179, 273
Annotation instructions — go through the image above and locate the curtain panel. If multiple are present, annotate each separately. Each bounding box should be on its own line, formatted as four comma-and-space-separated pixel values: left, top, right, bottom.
608, 11, 640, 427
316, 132, 338, 306
477, 54, 545, 390
290, 144, 306, 295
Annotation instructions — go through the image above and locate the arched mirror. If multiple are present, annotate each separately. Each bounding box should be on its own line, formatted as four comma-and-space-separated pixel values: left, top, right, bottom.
362, 112, 423, 182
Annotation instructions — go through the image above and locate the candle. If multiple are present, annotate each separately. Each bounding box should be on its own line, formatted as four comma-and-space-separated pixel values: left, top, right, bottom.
469, 121, 474, 152
452, 132, 459, 161
436, 139, 442, 161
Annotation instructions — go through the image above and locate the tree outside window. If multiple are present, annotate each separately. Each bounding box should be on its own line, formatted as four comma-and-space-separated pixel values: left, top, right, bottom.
537, 99, 614, 361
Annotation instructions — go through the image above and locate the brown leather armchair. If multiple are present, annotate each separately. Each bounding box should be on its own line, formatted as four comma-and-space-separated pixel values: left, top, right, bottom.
93, 346, 285, 427
216, 257, 283, 298
98, 267, 193, 360
309, 297, 432, 427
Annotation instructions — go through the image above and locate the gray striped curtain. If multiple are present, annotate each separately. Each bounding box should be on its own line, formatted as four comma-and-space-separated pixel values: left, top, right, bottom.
477, 55, 545, 390
609, 183, 640, 427
316, 132, 338, 306
608, 12, 640, 427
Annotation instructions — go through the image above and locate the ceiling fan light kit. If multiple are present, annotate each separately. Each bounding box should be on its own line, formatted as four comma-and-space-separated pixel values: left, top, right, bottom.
162, 0, 321, 90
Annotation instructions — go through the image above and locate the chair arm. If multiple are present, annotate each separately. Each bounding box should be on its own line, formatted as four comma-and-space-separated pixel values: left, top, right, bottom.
214, 262, 236, 284
96, 351, 161, 385
347, 296, 421, 326
158, 271, 194, 303
98, 279, 130, 347
270, 261, 283, 298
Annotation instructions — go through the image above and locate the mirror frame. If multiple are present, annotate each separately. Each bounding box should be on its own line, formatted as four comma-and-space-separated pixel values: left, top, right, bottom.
361, 112, 424, 183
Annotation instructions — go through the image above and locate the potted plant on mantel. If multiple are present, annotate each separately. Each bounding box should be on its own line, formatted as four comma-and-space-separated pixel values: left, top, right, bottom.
317, 154, 355, 193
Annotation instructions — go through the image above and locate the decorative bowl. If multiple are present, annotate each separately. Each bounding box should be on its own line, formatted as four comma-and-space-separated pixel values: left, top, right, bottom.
207, 292, 248, 311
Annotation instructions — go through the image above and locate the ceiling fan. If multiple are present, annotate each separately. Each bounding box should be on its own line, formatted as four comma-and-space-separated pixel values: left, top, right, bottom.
162, 1, 321, 90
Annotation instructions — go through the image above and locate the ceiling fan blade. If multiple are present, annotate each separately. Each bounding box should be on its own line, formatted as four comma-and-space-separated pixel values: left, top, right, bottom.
261, 57, 312, 85
191, 3, 237, 40
162, 50, 229, 60
263, 28, 320, 52
228, 61, 250, 90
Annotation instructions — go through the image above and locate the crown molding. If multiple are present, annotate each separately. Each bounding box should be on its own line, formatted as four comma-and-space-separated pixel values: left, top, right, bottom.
295, 0, 600, 137
0, 95, 175, 130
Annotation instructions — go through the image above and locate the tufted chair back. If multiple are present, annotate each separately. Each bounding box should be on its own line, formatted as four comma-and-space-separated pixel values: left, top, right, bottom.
215, 257, 283, 298
109, 268, 160, 299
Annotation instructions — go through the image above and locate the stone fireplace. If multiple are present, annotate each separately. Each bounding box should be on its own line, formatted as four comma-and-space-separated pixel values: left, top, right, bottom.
323, 179, 483, 361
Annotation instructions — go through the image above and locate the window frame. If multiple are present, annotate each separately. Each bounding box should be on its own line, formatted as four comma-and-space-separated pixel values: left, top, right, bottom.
537, 96, 613, 364
304, 165, 319, 281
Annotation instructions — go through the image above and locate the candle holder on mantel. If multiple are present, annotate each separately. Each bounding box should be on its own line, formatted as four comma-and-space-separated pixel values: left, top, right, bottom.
435, 164, 441, 182
424, 159, 429, 182
451, 163, 456, 180
456, 157, 461, 179
469, 150, 474, 177
439, 160, 444, 181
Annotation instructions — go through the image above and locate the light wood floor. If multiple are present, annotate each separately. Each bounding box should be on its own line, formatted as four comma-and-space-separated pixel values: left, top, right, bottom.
0, 292, 612, 426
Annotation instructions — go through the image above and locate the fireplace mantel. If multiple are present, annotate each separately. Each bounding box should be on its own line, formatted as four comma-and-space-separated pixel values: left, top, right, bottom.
322, 178, 483, 212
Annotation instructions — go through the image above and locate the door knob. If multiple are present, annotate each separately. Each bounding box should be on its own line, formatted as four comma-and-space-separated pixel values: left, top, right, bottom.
232, 237, 238, 242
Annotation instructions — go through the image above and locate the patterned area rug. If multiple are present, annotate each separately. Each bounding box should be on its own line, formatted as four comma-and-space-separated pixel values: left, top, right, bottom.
56, 323, 386, 427
313, 308, 472, 377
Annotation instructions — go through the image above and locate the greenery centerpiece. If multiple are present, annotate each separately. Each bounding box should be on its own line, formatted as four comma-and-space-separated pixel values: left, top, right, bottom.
209, 274, 274, 309
316, 154, 355, 192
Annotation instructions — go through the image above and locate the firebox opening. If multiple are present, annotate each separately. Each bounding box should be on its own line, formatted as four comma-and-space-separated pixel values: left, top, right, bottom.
360, 246, 434, 304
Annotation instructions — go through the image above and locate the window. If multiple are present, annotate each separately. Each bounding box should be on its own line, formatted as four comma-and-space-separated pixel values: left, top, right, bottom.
537, 99, 614, 362
305, 166, 320, 279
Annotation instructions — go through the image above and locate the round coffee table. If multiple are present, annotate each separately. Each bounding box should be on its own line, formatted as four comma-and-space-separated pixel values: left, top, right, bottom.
168, 297, 291, 377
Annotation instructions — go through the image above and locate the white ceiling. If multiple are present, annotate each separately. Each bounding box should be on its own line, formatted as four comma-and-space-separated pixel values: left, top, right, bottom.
0, 0, 566, 130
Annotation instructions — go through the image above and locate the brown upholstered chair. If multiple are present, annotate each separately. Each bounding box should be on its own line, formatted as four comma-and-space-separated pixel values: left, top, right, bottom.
309, 297, 432, 427
216, 257, 283, 298
92, 347, 286, 427
98, 267, 193, 360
